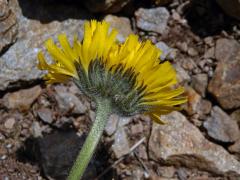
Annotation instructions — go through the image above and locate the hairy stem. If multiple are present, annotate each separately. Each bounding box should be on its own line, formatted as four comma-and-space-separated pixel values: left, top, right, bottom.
68, 98, 111, 180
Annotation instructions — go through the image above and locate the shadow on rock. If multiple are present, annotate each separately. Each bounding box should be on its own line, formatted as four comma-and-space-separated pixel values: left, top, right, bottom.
18, 0, 94, 23
17, 130, 115, 180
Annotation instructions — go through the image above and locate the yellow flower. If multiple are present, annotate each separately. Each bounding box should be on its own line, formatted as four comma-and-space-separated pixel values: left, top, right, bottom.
38, 20, 186, 124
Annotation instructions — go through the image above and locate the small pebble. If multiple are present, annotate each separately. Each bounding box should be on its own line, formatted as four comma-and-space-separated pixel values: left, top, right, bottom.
0, 155, 7, 160
4, 118, 15, 129
5, 144, 13, 149
4, 177, 9, 180
188, 47, 198, 57
204, 37, 214, 46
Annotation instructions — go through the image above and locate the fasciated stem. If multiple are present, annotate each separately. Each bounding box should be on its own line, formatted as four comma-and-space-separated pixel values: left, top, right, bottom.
68, 98, 111, 180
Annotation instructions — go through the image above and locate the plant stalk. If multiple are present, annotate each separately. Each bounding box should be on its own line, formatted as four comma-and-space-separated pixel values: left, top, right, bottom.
68, 98, 111, 180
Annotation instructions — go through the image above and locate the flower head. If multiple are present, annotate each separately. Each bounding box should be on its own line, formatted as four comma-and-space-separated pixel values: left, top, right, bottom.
38, 20, 186, 124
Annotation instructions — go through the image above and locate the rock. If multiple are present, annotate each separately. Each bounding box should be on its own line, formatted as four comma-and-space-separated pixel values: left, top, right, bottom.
131, 122, 143, 135
204, 47, 215, 59
187, 47, 198, 57
4, 118, 15, 129
0, 0, 86, 91
149, 111, 240, 175
203, 106, 240, 143
231, 109, 240, 127
204, 37, 214, 47
191, 73, 208, 97
118, 116, 132, 127
229, 139, 240, 160
156, 41, 177, 60
174, 64, 191, 85
135, 144, 148, 160
184, 87, 201, 116
215, 38, 239, 63
135, 7, 169, 34
182, 57, 197, 71
105, 114, 119, 136
176, 42, 188, 53
0, 0, 18, 53
84, 0, 131, 13
216, 0, 240, 20
208, 38, 240, 109
37, 108, 53, 124
31, 122, 42, 138
3, 85, 42, 111
112, 127, 130, 158
54, 85, 87, 115
198, 99, 212, 118
157, 166, 175, 178
54, 116, 73, 128
104, 15, 133, 42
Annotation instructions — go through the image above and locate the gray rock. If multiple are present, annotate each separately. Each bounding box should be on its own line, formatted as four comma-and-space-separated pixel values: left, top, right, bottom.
84, 0, 131, 13
104, 15, 133, 43
112, 127, 130, 158
3, 85, 42, 111
118, 116, 132, 127
54, 86, 87, 115
156, 41, 177, 60
191, 73, 208, 97
0, 0, 18, 53
37, 108, 53, 124
203, 106, 240, 143
135, 7, 169, 34
208, 38, 240, 109
216, 0, 240, 20
0, 0, 86, 91
149, 111, 240, 175
105, 114, 119, 136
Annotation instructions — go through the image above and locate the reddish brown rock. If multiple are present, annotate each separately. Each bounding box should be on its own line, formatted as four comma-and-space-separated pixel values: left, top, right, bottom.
208, 38, 240, 109
229, 139, 240, 159
3, 85, 42, 111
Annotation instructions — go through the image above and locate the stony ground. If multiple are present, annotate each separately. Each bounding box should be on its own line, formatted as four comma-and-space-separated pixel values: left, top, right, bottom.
1, 0, 240, 179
